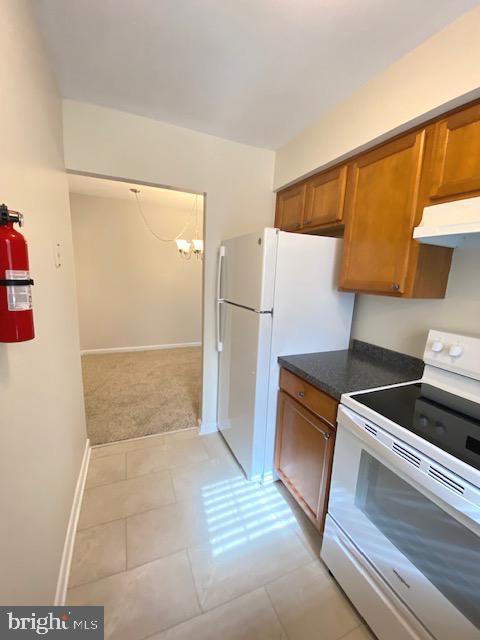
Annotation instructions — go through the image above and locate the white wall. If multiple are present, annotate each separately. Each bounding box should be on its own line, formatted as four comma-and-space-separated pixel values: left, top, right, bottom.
274, 6, 480, 189
0, 1, 86, 603
273, 6, 480, 358
63, 100, 275, 430
70, 192, 203, 351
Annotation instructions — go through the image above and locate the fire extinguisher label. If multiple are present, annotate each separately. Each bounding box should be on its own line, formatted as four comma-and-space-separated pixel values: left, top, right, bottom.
5, 269, 33, 311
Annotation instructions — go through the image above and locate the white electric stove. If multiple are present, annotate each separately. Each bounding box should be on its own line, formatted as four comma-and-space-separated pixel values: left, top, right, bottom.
321, 330, 480, 640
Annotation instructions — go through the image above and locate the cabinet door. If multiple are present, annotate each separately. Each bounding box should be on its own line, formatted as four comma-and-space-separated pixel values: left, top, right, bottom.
430, 103, 480, 199
275, 391, 335, 530
304, 165, 347, 229
340, 130, 425, 295
275, 183, 306, 231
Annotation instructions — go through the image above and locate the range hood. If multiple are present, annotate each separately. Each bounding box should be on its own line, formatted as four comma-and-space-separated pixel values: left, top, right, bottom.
414, 196, 480, 248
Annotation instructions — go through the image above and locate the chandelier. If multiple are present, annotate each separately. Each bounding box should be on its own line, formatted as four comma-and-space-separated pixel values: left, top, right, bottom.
176, 195, 203, 260
130, 188, 203, 260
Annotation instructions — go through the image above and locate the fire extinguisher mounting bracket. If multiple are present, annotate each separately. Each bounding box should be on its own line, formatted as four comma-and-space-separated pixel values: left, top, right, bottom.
0, 278, 34, 287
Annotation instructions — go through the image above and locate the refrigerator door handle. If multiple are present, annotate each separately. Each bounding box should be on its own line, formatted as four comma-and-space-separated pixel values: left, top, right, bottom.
216, 245, 225, 352
217, 245, 225, 302
216, 299, 224, 352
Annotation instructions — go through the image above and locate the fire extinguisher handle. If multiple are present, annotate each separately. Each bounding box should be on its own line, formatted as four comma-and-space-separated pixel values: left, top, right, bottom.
0, 204, 23, 227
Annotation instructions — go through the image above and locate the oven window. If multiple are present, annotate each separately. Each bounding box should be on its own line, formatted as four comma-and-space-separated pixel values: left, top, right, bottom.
355, 451, 480, 630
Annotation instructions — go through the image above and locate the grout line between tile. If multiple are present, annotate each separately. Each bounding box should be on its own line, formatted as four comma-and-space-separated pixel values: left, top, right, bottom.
124, 456, 212, 482
185, 547, 204, 614
68, 565, 128, 592
77, 489, 177, 531
262, 561, 364, 640
262, 556, 316, 591
128, 550, 207, 640
263, 585, 291, 640
336, 622, 367, 640
81, 466, 175, 496
138, 610, 201, 640
79, 466, 263, 533
181, 535, 313, 618
124, 517, 128, 573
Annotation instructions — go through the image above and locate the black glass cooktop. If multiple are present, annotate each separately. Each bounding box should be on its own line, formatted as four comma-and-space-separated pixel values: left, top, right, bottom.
352, 383, 480, 471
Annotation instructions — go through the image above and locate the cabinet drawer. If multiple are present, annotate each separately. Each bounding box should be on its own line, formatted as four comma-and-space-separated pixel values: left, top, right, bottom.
279, 368, 338, 426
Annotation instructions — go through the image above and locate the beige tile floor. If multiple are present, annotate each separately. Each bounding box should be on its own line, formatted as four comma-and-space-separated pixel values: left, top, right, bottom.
68, 428, 376, 640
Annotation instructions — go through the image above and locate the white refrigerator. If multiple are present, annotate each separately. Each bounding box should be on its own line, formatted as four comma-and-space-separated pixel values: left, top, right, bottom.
216, 227, 354, 482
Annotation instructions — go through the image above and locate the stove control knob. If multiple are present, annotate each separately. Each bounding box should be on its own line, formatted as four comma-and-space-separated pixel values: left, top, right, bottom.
431, 340, 444, 353
449, 344, 463, 358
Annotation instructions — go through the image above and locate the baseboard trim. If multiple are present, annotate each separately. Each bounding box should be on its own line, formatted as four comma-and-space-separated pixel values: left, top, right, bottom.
54, 439, 91, 605
80, 342, 201, 356
199, 420, 219, 435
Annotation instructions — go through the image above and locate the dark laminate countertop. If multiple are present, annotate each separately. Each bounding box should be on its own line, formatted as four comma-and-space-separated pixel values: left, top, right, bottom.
278, 340, 424, 401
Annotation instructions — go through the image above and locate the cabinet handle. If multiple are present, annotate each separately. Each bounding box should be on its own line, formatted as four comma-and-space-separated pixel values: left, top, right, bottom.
297, 391, 305, 398
323, 432, 331, 440
293, 223, 300, 229
304, 219, 312, 225
391, 283, 400, 292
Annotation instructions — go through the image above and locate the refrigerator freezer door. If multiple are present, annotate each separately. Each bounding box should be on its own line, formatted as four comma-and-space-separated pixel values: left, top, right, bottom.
217, 302, 272, 480
263, 232, 355, 480
220, 228, 277, 311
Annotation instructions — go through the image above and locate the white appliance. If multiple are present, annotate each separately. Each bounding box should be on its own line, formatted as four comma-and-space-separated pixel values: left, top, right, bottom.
322, 330, 480, 640
216, 227, 354, 482
413, 196, 480, 247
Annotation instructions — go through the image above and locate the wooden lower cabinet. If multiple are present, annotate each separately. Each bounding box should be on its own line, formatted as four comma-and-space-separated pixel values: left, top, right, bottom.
275, 388, 335, 532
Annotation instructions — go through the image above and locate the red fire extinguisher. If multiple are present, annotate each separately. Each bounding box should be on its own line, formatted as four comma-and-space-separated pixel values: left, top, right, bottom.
0, 204, 35, 342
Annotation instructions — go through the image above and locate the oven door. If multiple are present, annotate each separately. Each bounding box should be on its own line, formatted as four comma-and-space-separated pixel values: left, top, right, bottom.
328, 405, 480, 640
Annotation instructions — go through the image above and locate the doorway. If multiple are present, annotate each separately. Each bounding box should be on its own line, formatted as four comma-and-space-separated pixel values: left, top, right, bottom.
68, 173, 204, 445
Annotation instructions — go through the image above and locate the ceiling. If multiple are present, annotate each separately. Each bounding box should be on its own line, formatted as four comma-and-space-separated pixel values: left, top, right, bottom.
33, 0, 479, 149
68, 173, 202, 210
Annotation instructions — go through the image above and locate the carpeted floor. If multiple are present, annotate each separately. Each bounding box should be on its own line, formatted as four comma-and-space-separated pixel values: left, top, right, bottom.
81, 347, 201, 445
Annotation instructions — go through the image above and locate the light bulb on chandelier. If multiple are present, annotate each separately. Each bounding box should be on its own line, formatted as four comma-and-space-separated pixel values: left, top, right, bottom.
175, 238, 192, 257
176, 194, 203, 260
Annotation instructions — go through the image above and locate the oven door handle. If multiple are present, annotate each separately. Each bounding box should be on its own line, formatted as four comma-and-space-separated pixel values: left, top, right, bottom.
338, 405, 480, 530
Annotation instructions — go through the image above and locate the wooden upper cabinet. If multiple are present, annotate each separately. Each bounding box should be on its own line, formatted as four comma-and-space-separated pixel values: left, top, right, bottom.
339, 130, 426, 295
275, 183, 306, 231
303, 165, 347, 230
430, 103, 480, 200
272, 98, 480, 297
